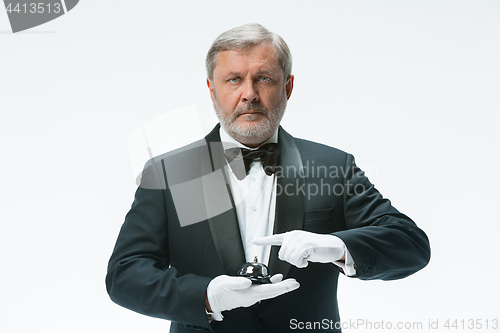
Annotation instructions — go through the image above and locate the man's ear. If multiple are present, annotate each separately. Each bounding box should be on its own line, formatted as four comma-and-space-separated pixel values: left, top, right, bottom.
285, 74, 294, 100
207, 78, 215, 101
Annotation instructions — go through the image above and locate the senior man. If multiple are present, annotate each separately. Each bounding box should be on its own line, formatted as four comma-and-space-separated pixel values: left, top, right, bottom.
106, 23, 430, 332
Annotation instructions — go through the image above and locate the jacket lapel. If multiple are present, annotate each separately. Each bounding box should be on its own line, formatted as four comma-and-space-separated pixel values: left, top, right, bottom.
268, 127, 306, 278
201, 124, 246, 275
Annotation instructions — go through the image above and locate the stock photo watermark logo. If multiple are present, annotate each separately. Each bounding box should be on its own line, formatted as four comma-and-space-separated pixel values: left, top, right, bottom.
3, 0, 79, 33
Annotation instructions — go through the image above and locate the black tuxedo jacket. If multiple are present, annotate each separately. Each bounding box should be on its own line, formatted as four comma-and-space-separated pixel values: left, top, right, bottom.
106, 124, 430, 332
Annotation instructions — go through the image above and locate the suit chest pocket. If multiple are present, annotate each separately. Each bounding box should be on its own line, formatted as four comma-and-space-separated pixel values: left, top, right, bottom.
303, 208, 336, 234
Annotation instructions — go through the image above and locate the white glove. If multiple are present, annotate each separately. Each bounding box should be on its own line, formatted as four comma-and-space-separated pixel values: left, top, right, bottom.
251, 230, 345, 268
206, 273, 299, 313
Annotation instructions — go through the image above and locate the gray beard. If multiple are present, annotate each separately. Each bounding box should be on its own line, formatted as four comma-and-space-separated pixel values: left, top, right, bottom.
213, 89, 287, 147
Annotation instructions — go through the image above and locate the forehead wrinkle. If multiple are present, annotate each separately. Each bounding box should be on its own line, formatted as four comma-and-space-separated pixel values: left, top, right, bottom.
213, 43, 280, 77
222, 69, 277, 78
256, 69, 278, 76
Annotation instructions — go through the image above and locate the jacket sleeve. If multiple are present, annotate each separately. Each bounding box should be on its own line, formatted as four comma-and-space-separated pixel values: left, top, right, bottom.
105, 159, 213, 330
333, 154, 431, 280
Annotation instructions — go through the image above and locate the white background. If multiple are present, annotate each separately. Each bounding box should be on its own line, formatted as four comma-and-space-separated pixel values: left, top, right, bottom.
1, 1, 499, 332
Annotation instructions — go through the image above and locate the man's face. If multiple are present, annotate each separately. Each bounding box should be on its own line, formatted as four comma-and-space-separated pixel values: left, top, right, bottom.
207, 43, 294, 147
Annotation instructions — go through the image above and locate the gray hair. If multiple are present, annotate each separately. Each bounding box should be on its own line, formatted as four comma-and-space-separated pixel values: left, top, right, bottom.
206, 23, 292, 80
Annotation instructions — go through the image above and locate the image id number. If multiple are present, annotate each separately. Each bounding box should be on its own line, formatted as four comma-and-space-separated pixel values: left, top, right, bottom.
6, 2, 62, 14
444, 319, 498, 330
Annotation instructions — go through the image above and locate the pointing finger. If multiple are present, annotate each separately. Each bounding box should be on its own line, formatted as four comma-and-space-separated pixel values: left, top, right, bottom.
251, 234, 285, 246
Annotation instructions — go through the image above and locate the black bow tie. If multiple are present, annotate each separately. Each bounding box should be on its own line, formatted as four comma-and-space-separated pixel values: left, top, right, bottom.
224, 143, 280, 180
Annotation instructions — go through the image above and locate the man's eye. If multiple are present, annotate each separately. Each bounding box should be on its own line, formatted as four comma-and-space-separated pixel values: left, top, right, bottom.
229, 78, 239, 83
260, 77, 270, 82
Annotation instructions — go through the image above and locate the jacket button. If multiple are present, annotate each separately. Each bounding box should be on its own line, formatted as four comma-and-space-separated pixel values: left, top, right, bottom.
256, 318, 266, 329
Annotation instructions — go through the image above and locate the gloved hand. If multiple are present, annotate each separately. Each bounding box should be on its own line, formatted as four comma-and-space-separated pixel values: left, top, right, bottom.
251, 230, 345, 268
206, 273, 299, 313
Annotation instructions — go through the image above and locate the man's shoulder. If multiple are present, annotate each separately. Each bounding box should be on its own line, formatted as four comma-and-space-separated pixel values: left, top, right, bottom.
150, 138, 208, 164
148, 124, 220, 166
292, 137, 349, 161
279, 126, 349, 157
139, 138, 209, 189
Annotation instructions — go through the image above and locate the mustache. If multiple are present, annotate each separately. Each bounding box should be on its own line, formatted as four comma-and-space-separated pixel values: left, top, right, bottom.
232, 102, 269, 119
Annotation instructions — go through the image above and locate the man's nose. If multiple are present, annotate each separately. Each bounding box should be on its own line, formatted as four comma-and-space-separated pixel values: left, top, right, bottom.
241, 80, 259, 102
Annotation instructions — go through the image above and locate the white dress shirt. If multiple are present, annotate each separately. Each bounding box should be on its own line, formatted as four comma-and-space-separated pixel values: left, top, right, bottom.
220, 128, 278, 266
